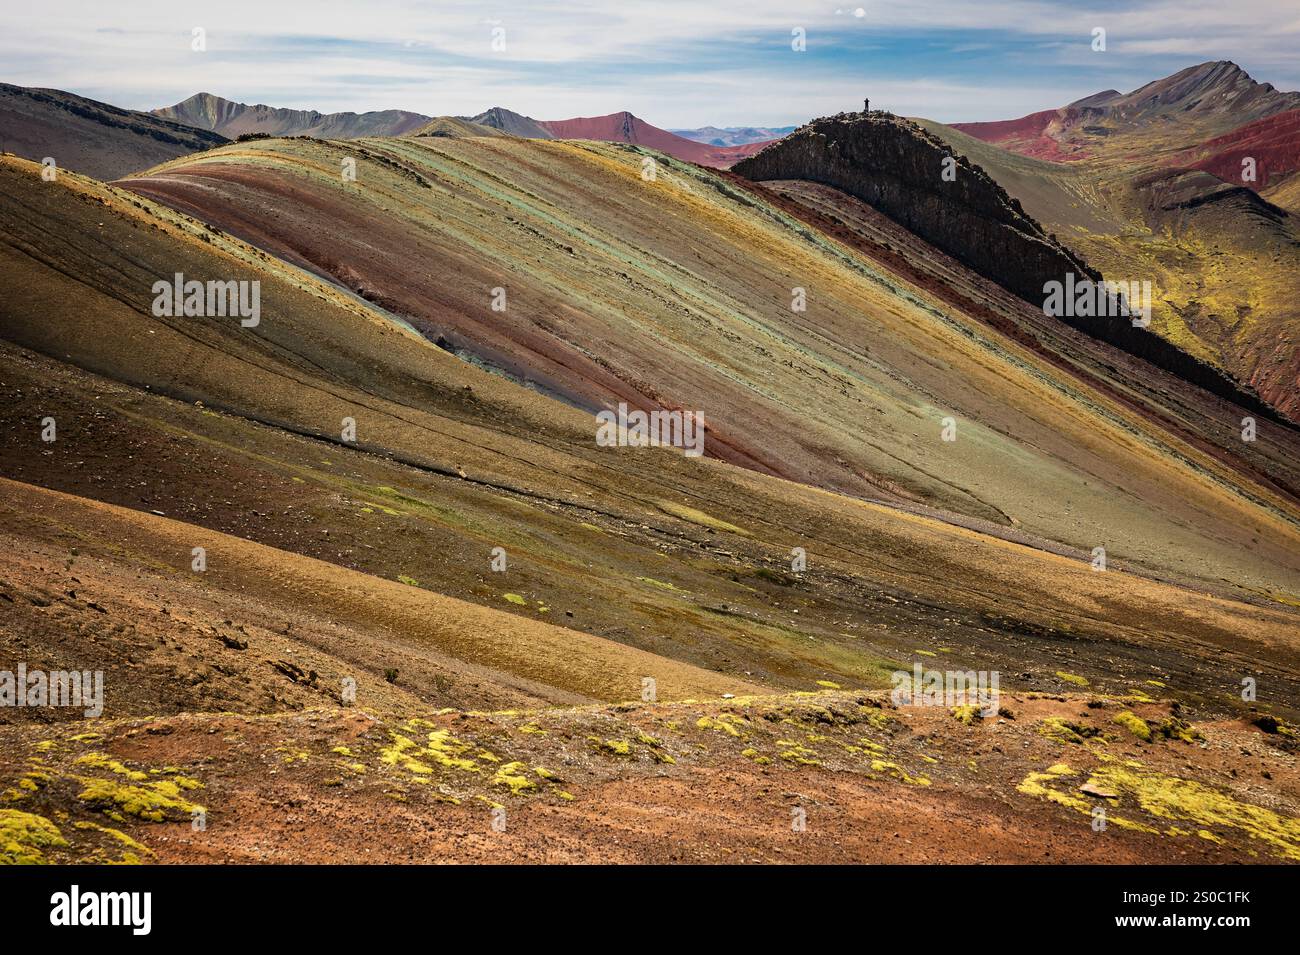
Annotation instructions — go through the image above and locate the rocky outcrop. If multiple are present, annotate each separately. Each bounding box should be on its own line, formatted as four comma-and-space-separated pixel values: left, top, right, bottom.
735, 111, 1287, 423
736, 112, 1098, 302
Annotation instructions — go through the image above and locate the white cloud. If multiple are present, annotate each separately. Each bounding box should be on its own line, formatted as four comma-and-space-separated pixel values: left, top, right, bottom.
0, 0, 1295, 124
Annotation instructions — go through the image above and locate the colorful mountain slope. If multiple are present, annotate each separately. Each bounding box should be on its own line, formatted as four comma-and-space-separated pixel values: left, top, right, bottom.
0, 82, 227, 180
409, 116, 509, 139
1092, 60, 1300, 131
1180, 108, 1300, 191
6, 150, 1300, 695
4, 145, 1300, 865
469, 107, 772, 165
949, 108, 1091, 161
737, 112, 1288, 420
4, 150, 1295, 696
103, 137, 1300, 602
929, 120, 1300, 417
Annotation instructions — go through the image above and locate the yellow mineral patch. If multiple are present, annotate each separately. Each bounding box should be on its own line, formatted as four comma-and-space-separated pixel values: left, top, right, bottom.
1018, 764, 1090, 811
75, 776, 204, 823
696, 713, 746, 737
780, 742, 821, 766
1037, 717, 1100, 745
870, 759, 931, 786
378, 733, 435, 776
423, 729, 479, 769
637, 576, 678, 591
1019, 759, 1300, 857
490, 761, 537, 795
654, 500, 747, 535
381, 728, 480, 776
73, 820, 155, 863
1087, 765, 1300, 861
1112, 711, 1152, 742
74, 752, 148, 781
0, 809, 68, 864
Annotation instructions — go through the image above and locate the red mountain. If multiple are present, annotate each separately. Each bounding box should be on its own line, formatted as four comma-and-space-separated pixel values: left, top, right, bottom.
1181, 108, 1300, 190
949, 108, 1090, 161
950, 62, 1300, 197
539, 111, 770, 168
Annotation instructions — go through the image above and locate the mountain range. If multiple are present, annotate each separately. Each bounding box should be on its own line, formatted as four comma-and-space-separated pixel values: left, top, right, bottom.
953, 61, 1300, 171
938, 61, 1300, 416
152, 94, 773, 167
153, 91, 429, 139
670, 125, 798, 146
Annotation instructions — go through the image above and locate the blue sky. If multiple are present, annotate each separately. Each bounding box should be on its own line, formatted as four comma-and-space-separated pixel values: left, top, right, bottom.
2, 1, 1297, 127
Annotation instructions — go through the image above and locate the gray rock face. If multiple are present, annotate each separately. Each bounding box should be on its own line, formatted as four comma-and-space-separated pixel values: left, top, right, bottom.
735, 111, 1098, 303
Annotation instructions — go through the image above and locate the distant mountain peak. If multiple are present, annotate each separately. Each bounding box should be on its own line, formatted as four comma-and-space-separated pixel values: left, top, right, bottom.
1109, 60, 1296, 117
964, 62, 1300, 165
670, 124, 798, 147
1068, 89, 1122, 110
153, 93, 428, 139
466, 107, 553, 139
473, 106, 533, 121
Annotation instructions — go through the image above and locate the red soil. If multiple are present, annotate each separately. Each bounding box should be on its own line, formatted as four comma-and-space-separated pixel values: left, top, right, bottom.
1185, 108, 1300, 190
951, 108, 1092, 162
950, 108, 1086, 161
953, 109, 1059, 143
